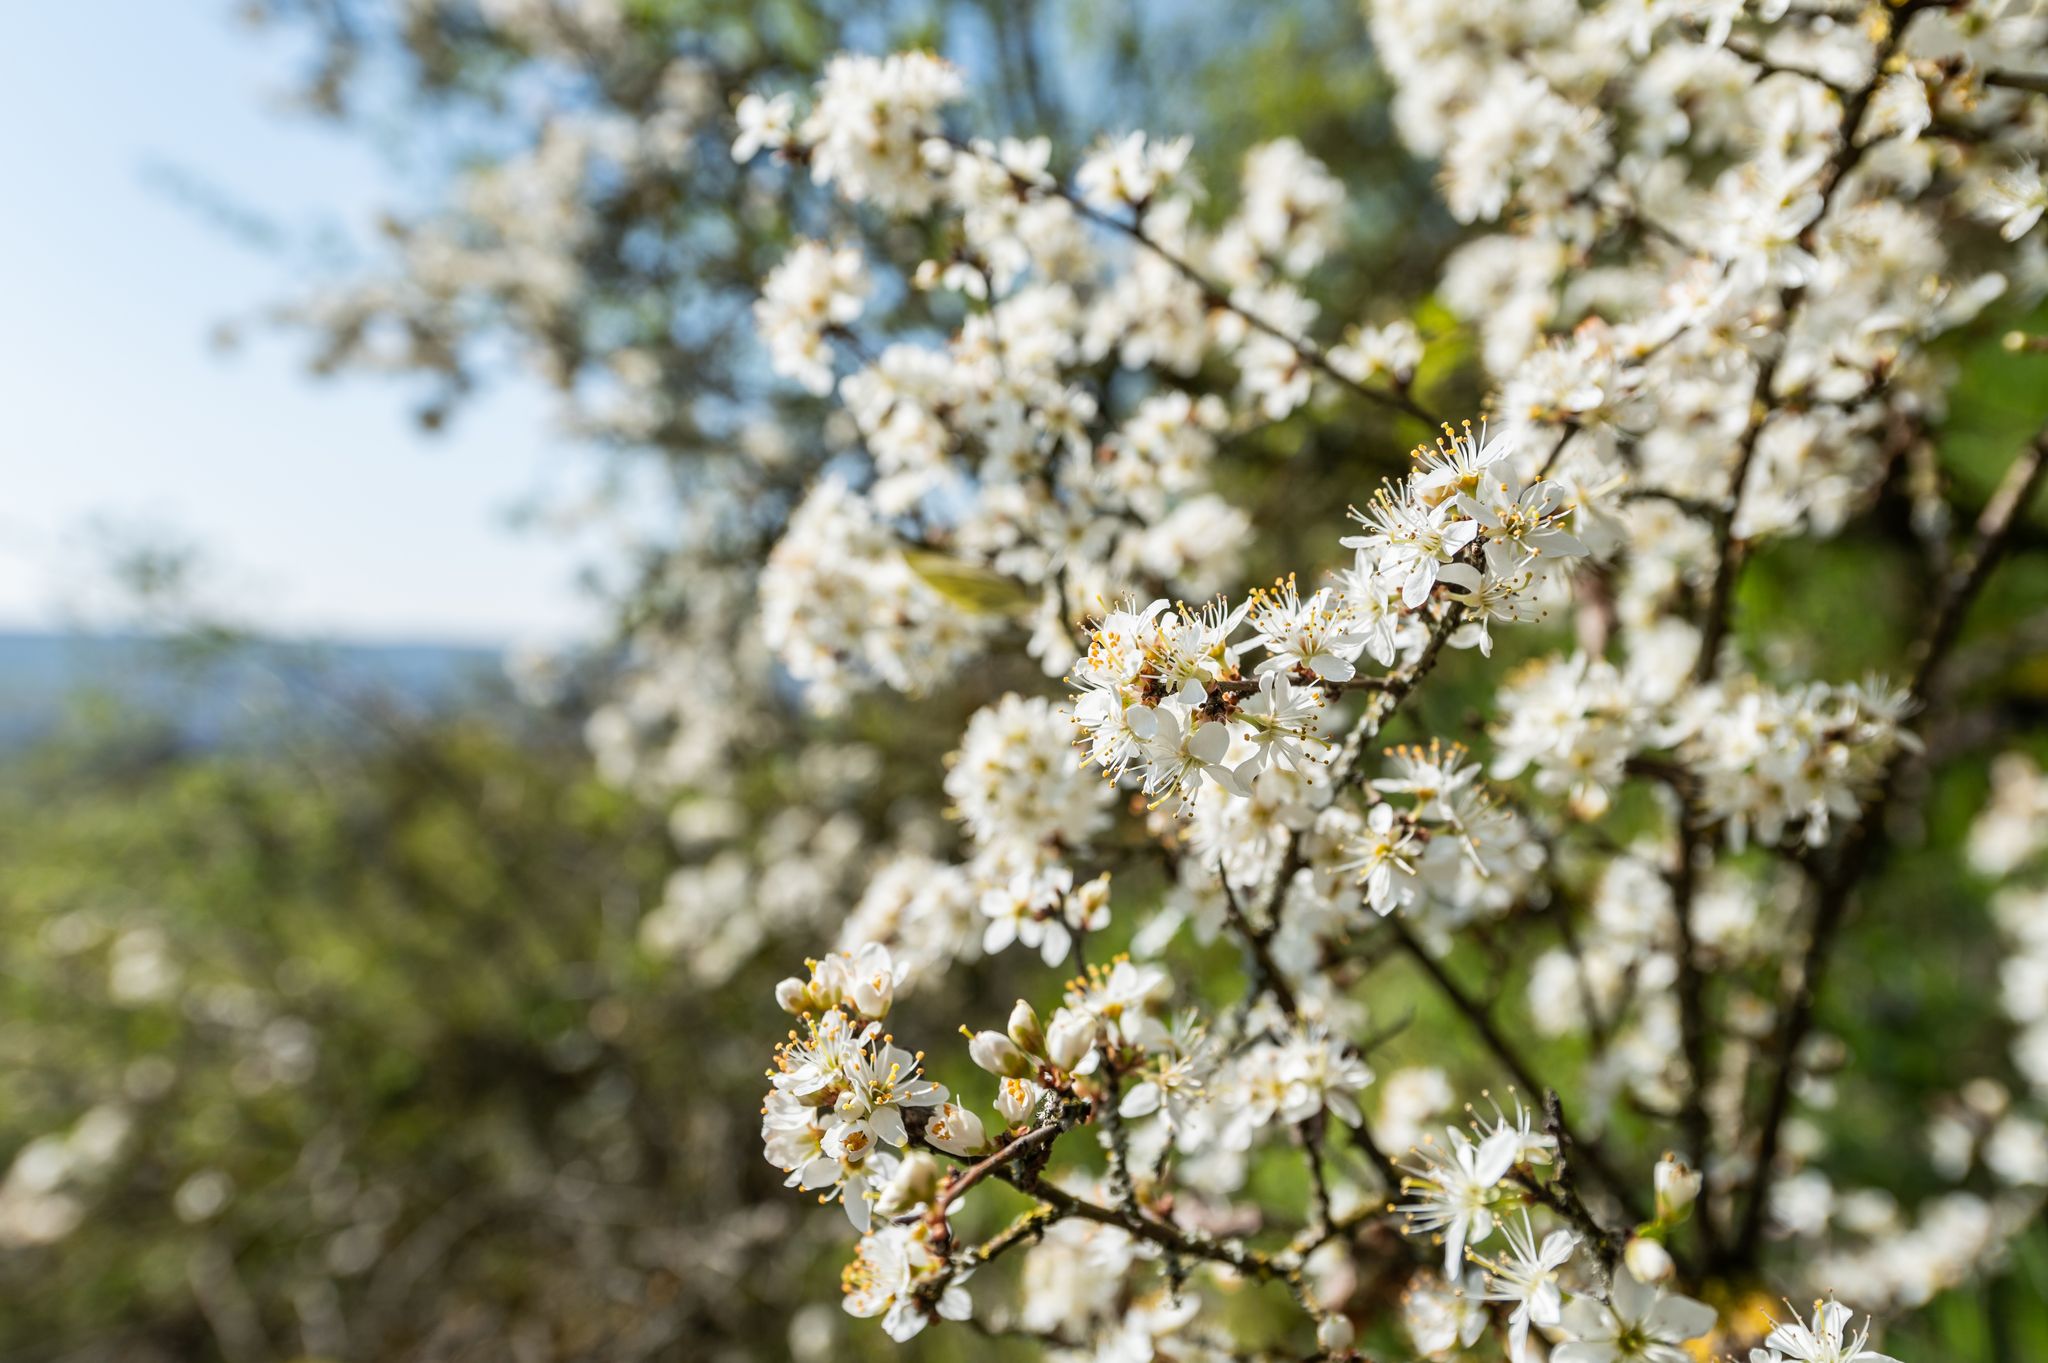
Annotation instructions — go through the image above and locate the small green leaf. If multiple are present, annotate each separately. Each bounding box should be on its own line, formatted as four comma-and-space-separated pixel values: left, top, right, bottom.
901, 549, 1036, 616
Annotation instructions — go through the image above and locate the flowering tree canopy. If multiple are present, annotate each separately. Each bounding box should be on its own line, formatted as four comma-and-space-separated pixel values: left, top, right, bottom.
724, 2, 2048, 1358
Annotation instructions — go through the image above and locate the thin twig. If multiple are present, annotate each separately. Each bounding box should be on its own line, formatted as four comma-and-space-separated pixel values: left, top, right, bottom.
913, 1112, 1299, 1284
970, 145, 1447, 429
1527, 1090, 1623, 1287
1023, 1177, 1288, 1279
1385, 916, 1650, 1226
1985, 69, 2048, 98
928, 1120, 1068, 1223
1220, 870, 1299, 1017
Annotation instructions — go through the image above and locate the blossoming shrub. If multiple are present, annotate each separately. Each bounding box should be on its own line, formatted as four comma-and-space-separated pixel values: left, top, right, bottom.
728, 3, 2048, 1358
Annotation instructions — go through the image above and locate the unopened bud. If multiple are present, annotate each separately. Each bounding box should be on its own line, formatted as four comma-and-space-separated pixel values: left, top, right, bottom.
968, 1030, 1033, 1079
774, 977, 812, 1015
1317, 1314, 1355, 1353
1624, 1235, 1674, 1284
1654, 1153, 1701, 1221
1045, 1008, 1096, 1072
1007, 999, 1046, 1056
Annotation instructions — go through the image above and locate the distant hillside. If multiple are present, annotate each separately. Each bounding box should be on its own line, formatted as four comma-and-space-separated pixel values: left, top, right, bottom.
0, 631, 505, 750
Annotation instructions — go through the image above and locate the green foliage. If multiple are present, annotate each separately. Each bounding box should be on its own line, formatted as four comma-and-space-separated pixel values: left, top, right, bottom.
0, 688, 821, 1360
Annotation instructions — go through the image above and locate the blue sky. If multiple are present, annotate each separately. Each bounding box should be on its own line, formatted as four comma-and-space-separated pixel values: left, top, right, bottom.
0, 5, 597, 645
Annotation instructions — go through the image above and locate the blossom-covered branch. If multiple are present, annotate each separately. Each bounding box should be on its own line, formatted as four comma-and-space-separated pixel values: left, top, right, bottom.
730, 1, 2048, 1355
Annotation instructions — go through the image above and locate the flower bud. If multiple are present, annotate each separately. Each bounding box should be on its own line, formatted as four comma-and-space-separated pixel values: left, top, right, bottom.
1654, 1153, 1701, 1221
773, 977, 812, 1015
1044, 1007, 1096, 1073
1316, 1315, 1355, 1354
968, 1030, 1033, 1079
1623, 1235, 1674, 1284
1007, 999, 1046, 1056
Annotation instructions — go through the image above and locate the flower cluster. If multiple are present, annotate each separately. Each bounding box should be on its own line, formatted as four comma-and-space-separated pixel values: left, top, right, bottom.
1492, 649, 1917, 842
753, 240, 868, 396
1067, 421, 1591, 818
1670, 677, 1918, 850
759, 477, 999, 712
758, 929, 1921, 1361
945, 694, 1113, 864
764, 947, 949, 1231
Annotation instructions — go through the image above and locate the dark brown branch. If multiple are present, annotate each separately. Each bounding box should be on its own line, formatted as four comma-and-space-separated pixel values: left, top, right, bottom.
1220, 870, 1299, 1017
913, 1117, 1296, 1282
1023, 1177, 1289, 1279
1521, 1090, 1624, 1287
1664, 802, 1719, 1261
1344, 1108, 1406, 1200
1908, 429, 2048, 695
1537, 424, 1577, 479
928, 1119, 1068, 1223
964, 1203, 1059, 1266
1731, 419, 2048, 1265
1985, 69, 2048, 97
1296, 1112, 1336, 1234
1096, 1065, 1143, 1216
1097, 201, 1446, 428
1694, 353, 1776, 681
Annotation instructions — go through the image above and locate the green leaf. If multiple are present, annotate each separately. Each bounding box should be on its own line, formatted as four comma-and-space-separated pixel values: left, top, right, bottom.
901, 549, 1036, 616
